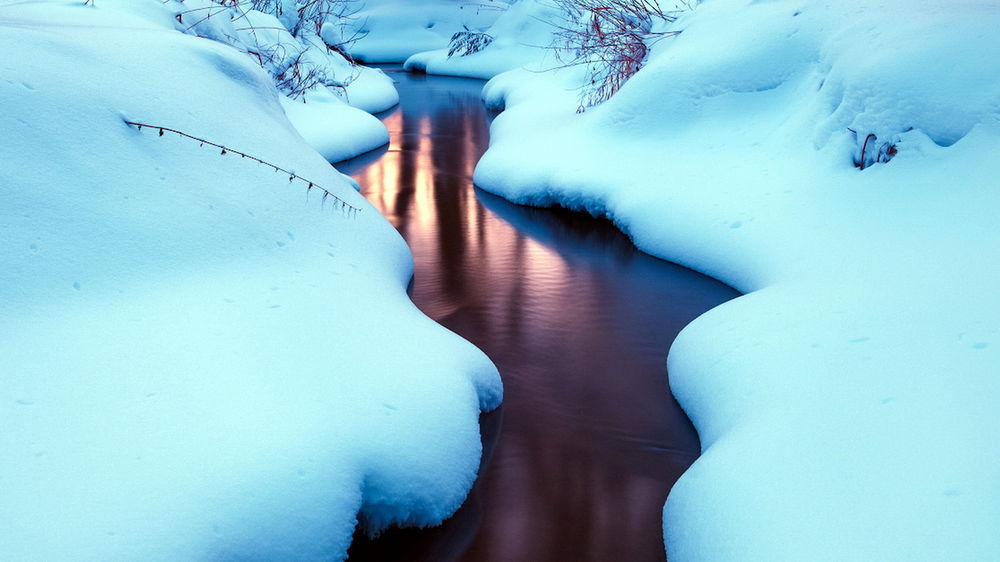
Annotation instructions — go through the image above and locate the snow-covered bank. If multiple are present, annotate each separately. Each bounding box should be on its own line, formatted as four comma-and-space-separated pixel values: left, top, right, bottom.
473, 0, 1000, 558
0, 1, 500, 560
341, 0, 511, 63
403, 0, 556, 79
177, 0, 399, 161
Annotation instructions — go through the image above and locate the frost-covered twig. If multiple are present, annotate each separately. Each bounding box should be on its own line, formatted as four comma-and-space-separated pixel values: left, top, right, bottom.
125, 120, 362, 216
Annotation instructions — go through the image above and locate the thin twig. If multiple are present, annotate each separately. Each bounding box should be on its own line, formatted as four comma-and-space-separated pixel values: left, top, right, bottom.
859, 133, 876, 171
125, 120, 362, 217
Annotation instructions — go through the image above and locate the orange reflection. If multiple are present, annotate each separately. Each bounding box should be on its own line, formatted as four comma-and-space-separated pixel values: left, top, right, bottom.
344, 70, 738, 562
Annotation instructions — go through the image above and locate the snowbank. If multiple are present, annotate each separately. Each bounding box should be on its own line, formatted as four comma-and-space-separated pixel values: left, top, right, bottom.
474, 0, 1000, 558
279, 91, 389, 163
179, 0, 399, 160
403, 0, 557, 79
0, 1, 501, 560
341, 0, 511, 63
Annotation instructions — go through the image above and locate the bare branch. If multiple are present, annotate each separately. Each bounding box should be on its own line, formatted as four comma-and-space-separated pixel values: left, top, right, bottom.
546, 0, 690, 111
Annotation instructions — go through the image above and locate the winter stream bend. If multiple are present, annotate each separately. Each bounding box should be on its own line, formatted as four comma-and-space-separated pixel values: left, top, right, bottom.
339, 69, 739, 562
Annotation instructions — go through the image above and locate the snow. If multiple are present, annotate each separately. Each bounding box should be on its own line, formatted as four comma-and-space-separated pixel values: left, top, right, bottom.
0, 1, 500, 560
403, 0, 558, 79
7, 0, 999, 557
341, 0, 511, 63
279, 91, 388, 163
179, 0, 399, 160
469, 0, 1000, 558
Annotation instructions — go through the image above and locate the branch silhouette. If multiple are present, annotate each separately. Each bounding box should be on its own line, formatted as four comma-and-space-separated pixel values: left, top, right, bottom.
125, 120, 362, 217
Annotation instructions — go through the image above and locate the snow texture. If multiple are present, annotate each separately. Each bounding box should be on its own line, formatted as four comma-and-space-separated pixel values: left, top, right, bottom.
178, 0, 398, 161
404, 0, 558, 79
471, 0, 1000, 559
0, 1, 501, 560
341, 0, 511, 63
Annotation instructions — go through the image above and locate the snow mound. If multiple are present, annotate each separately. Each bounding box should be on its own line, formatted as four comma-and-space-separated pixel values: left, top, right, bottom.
0, 1, 501, 560
341, 0, 511, 63
404, 0, 559, 79
178, 0, 399, 160
474, 0, 1000, 559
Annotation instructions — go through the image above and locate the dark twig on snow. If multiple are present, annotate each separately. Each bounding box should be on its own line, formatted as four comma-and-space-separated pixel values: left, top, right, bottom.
547, 0, 686, 111
448, 30, 494, 57
849, 128, 898, 170
175, 0, 367, 100
124, 120, 361, 217
859, 133, 876, 170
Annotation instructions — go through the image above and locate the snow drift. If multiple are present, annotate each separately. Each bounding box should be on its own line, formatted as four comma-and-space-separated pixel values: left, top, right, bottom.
472, 0, 1000, 559
404, 0, 559, 79
341, 0, 511, 63
177, 0, 399, 162
0, 1, 501, 560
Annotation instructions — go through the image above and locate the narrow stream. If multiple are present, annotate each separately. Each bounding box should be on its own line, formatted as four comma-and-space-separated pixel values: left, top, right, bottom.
339, 69, 739, 562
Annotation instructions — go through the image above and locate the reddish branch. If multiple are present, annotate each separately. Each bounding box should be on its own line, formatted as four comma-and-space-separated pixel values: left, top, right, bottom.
858, 133, 876, 170
176, 1, 366, 100
850, 129, 897, 170
125, 120, 362, 217
550, 0, 683, 111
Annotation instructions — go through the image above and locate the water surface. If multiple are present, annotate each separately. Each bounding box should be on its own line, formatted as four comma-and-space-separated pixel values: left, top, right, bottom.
340, 69, 738, 562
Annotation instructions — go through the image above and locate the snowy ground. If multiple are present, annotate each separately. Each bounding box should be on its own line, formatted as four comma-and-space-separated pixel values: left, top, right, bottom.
403, 0, 557, 79
463, 0, 1000, 559
0, 1, 500, 559
341, 0, 511, 63
178, 0, 400, 162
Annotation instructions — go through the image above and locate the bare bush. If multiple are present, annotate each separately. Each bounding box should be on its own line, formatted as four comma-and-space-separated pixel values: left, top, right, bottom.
177, 0, 366, 100
448, 30, 495, 57
550, 0, 688, 111
271, 51, 330, 98
249, 0, 361, 40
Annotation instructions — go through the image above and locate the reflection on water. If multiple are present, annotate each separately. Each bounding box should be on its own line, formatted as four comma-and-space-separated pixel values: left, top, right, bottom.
342, 69, 738, 562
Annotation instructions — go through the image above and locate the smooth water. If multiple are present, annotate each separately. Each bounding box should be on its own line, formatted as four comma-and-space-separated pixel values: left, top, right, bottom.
340, 69, 738, 562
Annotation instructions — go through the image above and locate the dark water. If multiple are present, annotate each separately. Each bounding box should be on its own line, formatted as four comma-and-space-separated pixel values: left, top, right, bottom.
340, 69, 738, 562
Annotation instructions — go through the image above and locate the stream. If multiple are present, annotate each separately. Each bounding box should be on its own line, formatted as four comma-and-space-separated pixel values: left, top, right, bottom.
338, 68, 739, 562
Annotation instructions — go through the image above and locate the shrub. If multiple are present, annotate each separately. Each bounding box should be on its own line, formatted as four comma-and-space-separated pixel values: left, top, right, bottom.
249, 0, 359, 40
177, 0, 365, 100
550, 0, 689, 111
447, 30, 495, 57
